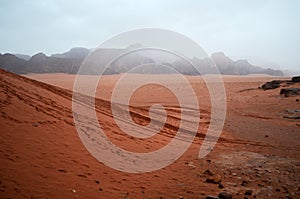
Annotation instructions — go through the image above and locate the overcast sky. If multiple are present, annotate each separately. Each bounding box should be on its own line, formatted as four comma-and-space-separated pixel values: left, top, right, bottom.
0, 0, 299, 70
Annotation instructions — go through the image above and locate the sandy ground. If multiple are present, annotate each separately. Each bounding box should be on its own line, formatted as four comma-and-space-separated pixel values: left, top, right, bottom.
0, 71, 299, 198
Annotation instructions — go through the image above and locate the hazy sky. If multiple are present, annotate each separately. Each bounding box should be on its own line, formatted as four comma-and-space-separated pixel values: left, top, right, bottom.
0, 0, 299, 70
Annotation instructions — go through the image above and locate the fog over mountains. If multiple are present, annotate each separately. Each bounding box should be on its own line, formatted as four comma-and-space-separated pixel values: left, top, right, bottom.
0, 47, 284, 76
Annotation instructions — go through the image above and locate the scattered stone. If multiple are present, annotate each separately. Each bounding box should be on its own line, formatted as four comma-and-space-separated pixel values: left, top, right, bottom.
226, 182, 237, 187
185, 162, 196, 168
95, 180, 100, 184
218, 183, 224, 189
205, 195, 218, 199
296, 99, 299, 102
77, 174, 87, 178
283, 115, 300, 119
204, 169, 214, 176
206, 174, 222, 184
241, 180, 248, 186
245, 190, 253, 195
276, 188, 281, 192
32, 123, 38, 127
265, 135, 269, 137
218, 192, 233, 199
58, 169, 67, 173
98, 188, 103, 191
280, 88, 300, 97
258, 183, 264, 187
72, 189, 76, 193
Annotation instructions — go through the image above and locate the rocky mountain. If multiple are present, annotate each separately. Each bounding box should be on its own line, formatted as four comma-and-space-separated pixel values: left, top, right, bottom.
51, 47, 90, 60
211, 52, 284, 76
0, 53, 27, 74
0, 48, 284, 76
15, 54, 31, 61
26, 52, 82, 73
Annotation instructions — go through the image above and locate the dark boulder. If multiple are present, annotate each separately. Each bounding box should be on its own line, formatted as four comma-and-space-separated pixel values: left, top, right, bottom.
292, 76, 300, 82
280, 88, 300, 97
261, 80, 282, 90
218, 192, 233, 199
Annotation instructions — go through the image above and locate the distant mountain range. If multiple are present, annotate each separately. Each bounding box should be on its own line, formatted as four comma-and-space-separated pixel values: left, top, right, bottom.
0, 47, 284, 76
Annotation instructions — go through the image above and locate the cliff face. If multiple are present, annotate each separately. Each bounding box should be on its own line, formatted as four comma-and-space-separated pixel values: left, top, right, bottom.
0, 53, 27, 74
25, 52, 82, 74
211, 52, 284, 76
51, 47, 90, 60
0, 48, 284, 76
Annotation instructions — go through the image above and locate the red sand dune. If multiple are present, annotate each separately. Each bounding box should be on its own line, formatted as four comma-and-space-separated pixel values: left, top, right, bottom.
0, 70, 299, 198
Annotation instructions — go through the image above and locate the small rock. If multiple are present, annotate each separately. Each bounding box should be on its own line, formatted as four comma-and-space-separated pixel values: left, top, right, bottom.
218, 183, 224, 189
185, 162, 196, 168
98, 188, 103, 191
265, 135, 269, 137
95, 180, 100, 184
205, 196, 218, 199
206, 174, 222, 184
204, 169, 214, 176
58, 169, 67, 173
218, 192, 233, 199
77, 174, 87, 178
32, 123, 38, 127
258, 183, 264, 187
241, 180, 248, 186
72, 189, 76, 193
245, 190, 253, 195
284, 115, 300, 119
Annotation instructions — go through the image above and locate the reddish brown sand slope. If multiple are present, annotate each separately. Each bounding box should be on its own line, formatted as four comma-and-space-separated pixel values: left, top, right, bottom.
0, 70, 299, 198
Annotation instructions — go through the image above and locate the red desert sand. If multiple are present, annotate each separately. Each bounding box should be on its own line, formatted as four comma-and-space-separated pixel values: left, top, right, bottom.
0, 70, 299, 198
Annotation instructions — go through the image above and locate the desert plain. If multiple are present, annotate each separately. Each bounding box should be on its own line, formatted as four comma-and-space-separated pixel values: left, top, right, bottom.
0, 70, 299, 198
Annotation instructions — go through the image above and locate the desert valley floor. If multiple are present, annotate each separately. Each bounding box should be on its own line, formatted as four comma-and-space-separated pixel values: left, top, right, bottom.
0, 70, 299, 198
